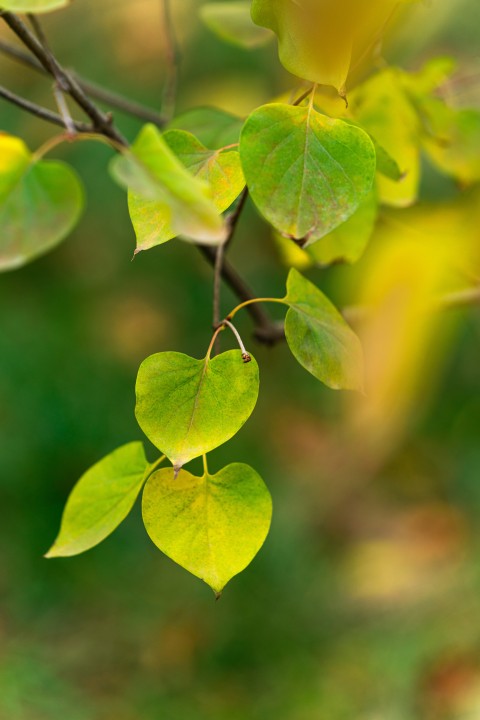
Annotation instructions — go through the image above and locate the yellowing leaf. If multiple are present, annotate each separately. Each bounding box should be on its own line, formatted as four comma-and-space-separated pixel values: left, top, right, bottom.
129, 130, 245, 253
240, 103, 376, 245
349, 68, 421, 207
110, 124, 227, 246
251, 0, 413, 92
46, 443, 148, 558
0, 0, 69, 12
0, 133, 84, 272
142, 463, 272, 594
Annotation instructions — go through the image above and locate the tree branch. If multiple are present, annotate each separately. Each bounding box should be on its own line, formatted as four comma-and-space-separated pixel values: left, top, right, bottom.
1, 11, 127, 145
0, 39, 167, 127
161, 0, 180, 122
0, 84, 92, 132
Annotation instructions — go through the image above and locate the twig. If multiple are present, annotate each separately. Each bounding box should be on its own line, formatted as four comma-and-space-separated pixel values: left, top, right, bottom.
0, 39, 167, 127
160, 0, 180, 122
0, 84, 92, 132
1, 11, 126, 145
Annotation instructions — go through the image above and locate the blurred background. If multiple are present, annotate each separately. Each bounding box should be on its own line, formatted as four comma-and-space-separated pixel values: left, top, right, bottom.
1, 0, 480, 718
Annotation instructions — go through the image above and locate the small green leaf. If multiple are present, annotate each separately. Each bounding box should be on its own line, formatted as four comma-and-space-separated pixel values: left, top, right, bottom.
168, 107, 244, 150
45, 443, 148, 558
142, 463, 272, 594
0, 133, 84, 272
284, 269, 364, 391
201, 1, 273, 49
135, 350, 259, 469
239, 103, 376, 246
0, 0, 69, 12
110, 124, 227, 245
129, 130, 245, 253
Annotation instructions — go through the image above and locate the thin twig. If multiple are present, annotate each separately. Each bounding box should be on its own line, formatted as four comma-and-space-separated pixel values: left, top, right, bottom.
0, 39, 167, 126
0, 84, 92, 132
161, 0, 180, 122
1, 11, 126, 144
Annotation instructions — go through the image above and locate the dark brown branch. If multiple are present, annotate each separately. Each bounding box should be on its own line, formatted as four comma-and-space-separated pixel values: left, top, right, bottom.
0, 84, 92, 132
0, 39, 167, 127
1, 11, 126, 145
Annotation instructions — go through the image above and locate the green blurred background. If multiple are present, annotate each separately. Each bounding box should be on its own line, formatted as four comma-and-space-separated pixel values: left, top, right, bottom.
1, 1, 480, 718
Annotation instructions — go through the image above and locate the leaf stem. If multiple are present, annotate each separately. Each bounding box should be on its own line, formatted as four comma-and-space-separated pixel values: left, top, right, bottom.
227, 297, 287, 321
202, 455, 209, 476
223, 320, 251, 363
143, 454, 167, 483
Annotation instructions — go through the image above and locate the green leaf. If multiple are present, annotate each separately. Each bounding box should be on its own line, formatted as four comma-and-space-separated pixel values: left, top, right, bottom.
110, 124, 227, 246
45, 443, 148, 558
142, 462, 272, 594
239, 103, 376, 246
0, 133, 84, 272
284, 269, 364, 391
0, 0, 69, 12
200, 1, 273, 49
251, 0, 412, 92
168, 107, 244, 150
128, 130, 245, 254
135, 350, 259, 469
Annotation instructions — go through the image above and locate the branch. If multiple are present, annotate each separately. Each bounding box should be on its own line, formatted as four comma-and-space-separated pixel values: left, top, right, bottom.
161, 0, 180, 122
0, 84, 92, 132
0, 39, 167, 127
1, 11, 127, 145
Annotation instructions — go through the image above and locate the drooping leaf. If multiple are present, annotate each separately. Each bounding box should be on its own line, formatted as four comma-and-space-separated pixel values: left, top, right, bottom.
200, 1, 273, 49
135, 350, 259, 469
284, 269, 364, 391
0, 0, 69, 12
239, 103, 376, 245
168, 107, 244, 149
0, 133, 84, 272
110, 124, 227, 246
129, 130, 245, 253
251, 0, 413, 92
45, 443, 148, 558
142, 463, 272, 594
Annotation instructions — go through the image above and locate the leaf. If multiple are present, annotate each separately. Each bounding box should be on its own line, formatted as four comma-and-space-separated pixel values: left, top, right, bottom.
168, 107, 244, 150
349, 69, 421, 207
0, 0, 69, 12
135, 350, 259, 469
239, 103, 376, 246
45, 443, 148, 558
0, 133, 84, 272
142, 463, 272, 594
200, 1, 273, 49
128, 130, 245, 253
284, 269, 364, 391
110, 124, 227, 246
251, 0, 413, 92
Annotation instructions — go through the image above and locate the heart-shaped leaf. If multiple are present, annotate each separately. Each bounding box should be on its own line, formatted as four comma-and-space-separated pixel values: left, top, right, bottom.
129, 130, 245, 253
240, 103, 376, 246
284, 269, 364, 391
142, 463, 272, 594
110, 124, 227, 246
0, 0, 69, 12
0, 133, 84, 272
135, 350, 259, 469
201, 1, 273, 49
45, 443, 148, 558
